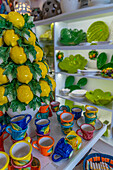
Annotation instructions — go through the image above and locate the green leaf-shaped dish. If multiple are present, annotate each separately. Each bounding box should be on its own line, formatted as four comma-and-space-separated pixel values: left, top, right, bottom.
87, 21, 109, 43
85, 89, 113, 105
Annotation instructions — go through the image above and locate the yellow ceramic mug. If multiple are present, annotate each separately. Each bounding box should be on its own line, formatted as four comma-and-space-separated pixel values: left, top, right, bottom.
9, 137, 32, 166
85, 105, 98, 117
0, 151, 9, 170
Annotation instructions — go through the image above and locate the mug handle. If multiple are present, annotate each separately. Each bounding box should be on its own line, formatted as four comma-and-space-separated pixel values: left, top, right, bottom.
6, 126, 12, 136
25, 115, 32, 124
76, 129, 84, 138
2, 131, 10, 141
32, 141, 39, 150
36, 112, 41, 119
25, 137, 31, 143
52, 153, 63, 162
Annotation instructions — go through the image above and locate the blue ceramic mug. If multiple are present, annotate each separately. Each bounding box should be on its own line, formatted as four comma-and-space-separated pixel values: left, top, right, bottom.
35, 119, 50, 135
71, 107, 82, 120
10, 114, 32, 130
6, 125, 27, 140
59, 105, 70, 112
36, 111, 49, 119
0, 123, 7, 136
52, 138, 73, 162
56, 110, 63, 123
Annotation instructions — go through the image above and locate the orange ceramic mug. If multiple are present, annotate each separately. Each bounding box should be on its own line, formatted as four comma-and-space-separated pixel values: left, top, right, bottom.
32, 136, 54, 156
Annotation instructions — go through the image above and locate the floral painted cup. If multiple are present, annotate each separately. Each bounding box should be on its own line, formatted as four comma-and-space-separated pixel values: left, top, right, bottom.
10, 114, 32, 130
36, 111, 49, 119
52, 138, 73, 162
60, 112, 74, 126
0, 131, 9, 152
0, 151, 9, 170
59, 105, 70, 112
6, 125, 27, 141
50, 101, 60, 112
36, 130, 50, 140
76, 123, 95, 140
38, 102, 49, 113
71, 107, 82, 120
9, 137, 32, 166
85, 105, 98, 116
35, 119, 50, 135
10, 133, 31, 144
61, 122, 74, 135
32, 136, 54, 156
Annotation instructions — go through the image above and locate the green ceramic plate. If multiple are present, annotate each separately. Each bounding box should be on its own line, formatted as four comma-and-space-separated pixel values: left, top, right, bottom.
87, 21, 109, 43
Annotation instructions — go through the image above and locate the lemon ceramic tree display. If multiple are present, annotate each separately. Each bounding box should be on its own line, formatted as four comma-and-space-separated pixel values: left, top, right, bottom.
0, 12, 56, 113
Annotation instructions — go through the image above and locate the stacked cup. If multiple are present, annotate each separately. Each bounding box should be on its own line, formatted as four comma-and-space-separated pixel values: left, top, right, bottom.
6, 114, 32, 142
0, 151, 9, 170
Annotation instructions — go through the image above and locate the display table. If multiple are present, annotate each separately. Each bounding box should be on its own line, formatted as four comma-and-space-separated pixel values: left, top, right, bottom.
4, 113, 106, 170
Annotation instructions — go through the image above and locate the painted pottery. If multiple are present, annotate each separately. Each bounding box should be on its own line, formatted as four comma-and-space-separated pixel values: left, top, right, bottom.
61, 122, 74, 135
36, 130, 50, 140
0, 123, 7, 136
85, 105, 98, 115
6, 125, 27, 141
10, 133, 31, 144
60, 112, 74, 126
31, 157, 41, 170
32, 136, 54, 156
59, 105, 70, 112
36, 111, 49, 119
52, 138, 73, 162
10, 114, 32, 130
65, 131, 82, 150
83, 112, 97, 126
71, 107, 82, 120
50, 101, 60, 112
9, 138, 32, 166
0, 151, 9, 170
0, 131, 9, 152
35, 119, 50, 135
76, 123, 95, 140
38, 102, 49, 113
56, 110, 63, 123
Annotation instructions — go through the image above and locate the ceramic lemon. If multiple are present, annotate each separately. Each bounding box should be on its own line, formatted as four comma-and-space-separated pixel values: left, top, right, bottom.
4, 30, 19, 46
39, 80, 51, 97
0, 86, 8, 105
0, 67, 9, 85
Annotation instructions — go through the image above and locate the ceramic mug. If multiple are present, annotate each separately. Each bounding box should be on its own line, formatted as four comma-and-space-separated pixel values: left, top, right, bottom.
50, 101, 60, 112
0, 131, 9, 152
36, 111, 49, 119
11, 154, 33, 169
71, 107, 82, 120
32, 136, 55, 156
31, 157, 41, 170
60, 112, 74, 126
0, 123, 7, 136
0, 151, 9, 170
52, 138, 73, 162
85, 105, 98, 115
9, 137, 32, 166
10, 133, 31, 144
56, 110, 63, 123
38, 102, 49, 113
83, 112, 97, 126
6, 125, 27, 141
76, 123, 95, 140
36, 130, 50, 140
59, 105, 70, 112
10, 114, 32, 130
35, 119, 50, 135
61, 122, 74, 135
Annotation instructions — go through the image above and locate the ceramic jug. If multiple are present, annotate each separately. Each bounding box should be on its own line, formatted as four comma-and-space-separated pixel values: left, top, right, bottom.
60, 0, 80, 13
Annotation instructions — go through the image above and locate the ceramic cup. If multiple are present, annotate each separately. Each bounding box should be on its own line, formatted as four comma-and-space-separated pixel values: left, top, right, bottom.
71, 107, 82, 120
36, 111, 49, 119
0, 131, 9, 152
60, 112, 74, 126
35, 119, 50, 135
59, 105, 70, 112
10, 114, 32, 130
11, 154, 33, 169
56, 110, 63, 123
50, 101, 60, 112
61, 122, 74, 135
32, 136, 54, 156
83, 112, 97, 126
9, 137, 32, 166
10, 133, 31, 144
31, 157, 41, 170
0, 151, 9, 170
52, 138, 73, 162
38, 102, 49, 113
85, 105, 98, 115
6, 125, 27, 141
0, 123, 7, 136
36, 130, 50, 140
76, 123, 95, 140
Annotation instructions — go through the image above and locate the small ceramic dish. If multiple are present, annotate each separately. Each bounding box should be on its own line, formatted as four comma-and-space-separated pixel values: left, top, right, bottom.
69, 93, 85, 100
59, 88, 70, 96
71, 89, 87, 97
76, 116, 103, 130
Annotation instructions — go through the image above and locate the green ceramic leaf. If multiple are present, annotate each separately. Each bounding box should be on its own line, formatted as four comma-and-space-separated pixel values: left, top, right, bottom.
97, 52, 107, 69
87, 21, 109, 43
77, 78, 87, 87
65, 76, 75, 88
101, 62, 113, 70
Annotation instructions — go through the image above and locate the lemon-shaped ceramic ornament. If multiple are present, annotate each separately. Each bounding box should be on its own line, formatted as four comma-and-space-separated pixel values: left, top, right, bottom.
36, 62, 48, 78
39, 80, 51, 97
4, 30, 19, 47
0, 86, 8, 105
0, 68, 9, 85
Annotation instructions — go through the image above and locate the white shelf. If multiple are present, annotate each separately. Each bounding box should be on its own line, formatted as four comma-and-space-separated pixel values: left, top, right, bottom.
56, 94, 112, 112
55, 72, 113, 81
34, 4, 113, 26
55, 44, 113, 50
4, 114, 107, 170
100, 136, 113, 147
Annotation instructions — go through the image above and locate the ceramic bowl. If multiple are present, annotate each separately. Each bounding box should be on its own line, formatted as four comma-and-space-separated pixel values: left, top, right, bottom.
71, 89, 87, 97
59, 89, 70, 96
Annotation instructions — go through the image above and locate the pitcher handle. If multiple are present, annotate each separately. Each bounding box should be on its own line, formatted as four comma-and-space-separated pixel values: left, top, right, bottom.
25, 115, 32, 124
2, 131, 10, 141
32, 141, 39, 150
76, 129, 83, 138
52, 153, 63, 162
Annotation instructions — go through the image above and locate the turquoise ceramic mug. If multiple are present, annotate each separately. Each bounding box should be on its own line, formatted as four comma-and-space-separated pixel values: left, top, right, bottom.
56, 110, 63, 123
36, 111, 49, 119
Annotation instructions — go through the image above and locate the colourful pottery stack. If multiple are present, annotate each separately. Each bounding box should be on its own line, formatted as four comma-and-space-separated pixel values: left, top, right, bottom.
0, 151, 9, 170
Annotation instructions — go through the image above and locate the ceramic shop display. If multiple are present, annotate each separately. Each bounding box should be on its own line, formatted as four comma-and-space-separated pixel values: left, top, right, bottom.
61, 122, 74, 135
0, 151, 9, 170
71, 107, 82, 120
60, 0, 80, 13
32, 136, 54, 156
50, 101, 60, 112
42, 0, 62, 19
35, 119, 50, 135
60, 111, 74, 126
59, 105, 70, 112
52, 138, 73, 162
76, 123, 95, 140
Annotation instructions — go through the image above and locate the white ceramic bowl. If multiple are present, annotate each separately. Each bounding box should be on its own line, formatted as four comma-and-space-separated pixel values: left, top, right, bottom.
71, 90, 87, 97
59, 89, 70, 96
